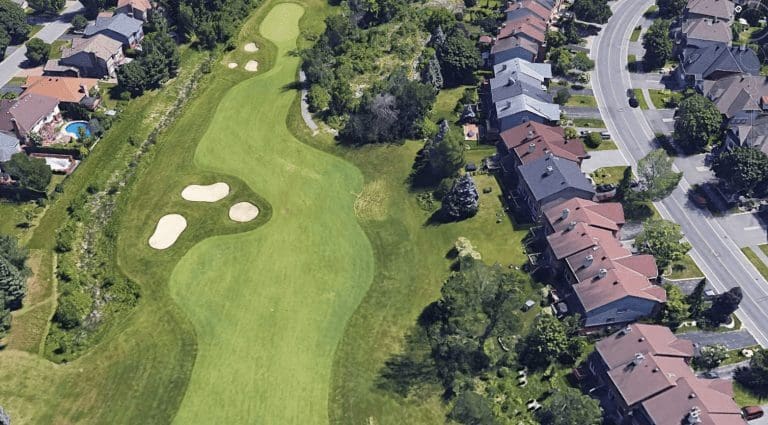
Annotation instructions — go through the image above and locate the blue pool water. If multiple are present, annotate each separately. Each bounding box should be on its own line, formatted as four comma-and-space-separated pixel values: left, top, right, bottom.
65, 121, 91, 139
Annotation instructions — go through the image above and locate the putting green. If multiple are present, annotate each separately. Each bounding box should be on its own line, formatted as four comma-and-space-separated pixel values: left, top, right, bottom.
169, 3, 374, 423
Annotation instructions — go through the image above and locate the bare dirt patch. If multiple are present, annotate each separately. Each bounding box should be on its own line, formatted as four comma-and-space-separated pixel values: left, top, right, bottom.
244, 61, 259, 72
228, 202, 260, 222
181, 182, 230, 202
149, 214, 187, 249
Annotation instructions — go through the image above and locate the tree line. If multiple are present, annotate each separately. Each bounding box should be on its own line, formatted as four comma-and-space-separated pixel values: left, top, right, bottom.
0, 234, 29, 339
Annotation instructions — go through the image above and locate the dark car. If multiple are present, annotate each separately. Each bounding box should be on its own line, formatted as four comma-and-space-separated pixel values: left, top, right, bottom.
629, 97, 639, 108
703, 371, 719, 379
743, 406, 764, 421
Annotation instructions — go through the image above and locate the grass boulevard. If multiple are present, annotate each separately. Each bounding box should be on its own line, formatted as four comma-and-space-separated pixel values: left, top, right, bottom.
0, 0, 530, 423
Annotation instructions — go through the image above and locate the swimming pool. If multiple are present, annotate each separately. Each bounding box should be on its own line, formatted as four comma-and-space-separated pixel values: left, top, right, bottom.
65, 121, 92, 139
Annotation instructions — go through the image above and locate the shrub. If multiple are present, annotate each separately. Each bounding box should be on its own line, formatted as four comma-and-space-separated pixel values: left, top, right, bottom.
54, 290, 91, 329
584, 132, 602, 148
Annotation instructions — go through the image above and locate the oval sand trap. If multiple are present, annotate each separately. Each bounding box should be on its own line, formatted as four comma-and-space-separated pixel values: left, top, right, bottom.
227, 62, 238, 69
181, 182, 230, 202
244, 60, 259, 72
229, 202, 260, 222
149, 214, 187, 249
244, 42, 259, 52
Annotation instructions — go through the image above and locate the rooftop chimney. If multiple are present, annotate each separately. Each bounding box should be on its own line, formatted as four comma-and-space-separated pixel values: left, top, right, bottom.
566, 221, 576, 231
545, 165, 554, 174
560, 207, 569, 220
527, 129, 535, 139
687, 407, 702, 424
598, 268, 607, 279
584, 254, 594, 267
527, 142, 536, 153
632, 352, 645, 366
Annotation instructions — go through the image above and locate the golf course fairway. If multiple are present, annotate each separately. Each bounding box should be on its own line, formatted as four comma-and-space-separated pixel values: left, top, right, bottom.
169, 3, 374, 423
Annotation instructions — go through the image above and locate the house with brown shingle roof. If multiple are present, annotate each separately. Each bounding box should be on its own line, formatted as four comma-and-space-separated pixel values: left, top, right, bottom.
22, 76, 101, 110
543, 197, 624, 234
498, 122, 587, 178
504, 0, 552, 22
684, 0, 735, 22
55, 35, 125, 79
588, 324, 745, 425
0, 94, 61, 143
115, 0, 152, 22
678, 17, 732, 50
491, 35, 540, 64
497, 20, 547, 45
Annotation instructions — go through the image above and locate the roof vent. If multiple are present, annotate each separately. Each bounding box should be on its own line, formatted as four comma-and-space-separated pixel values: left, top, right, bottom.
566, 221, 577, 231
689, 392, 697, 399
545, 165, 554, 174
632, 352, 645, 366
507, 77, 515, 86
638, 337, 645, 342
598, 268, 608, 279
687, 406, 702, 424
652, 367, 659, 373
527, 130, 535, 139
561, 208, 570, 220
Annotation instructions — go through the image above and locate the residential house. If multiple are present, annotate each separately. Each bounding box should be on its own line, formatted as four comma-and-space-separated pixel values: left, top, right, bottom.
0, 132, 21, 162
0, 94, 61, 143
676, 44, 760, 89
492, 58, 553, 84
491, 35, 540, 64
55, 35, 125, 79
675, 17, 731, 52
504, 0, 552, 22
703, 74, 768, 120
491, 78, 552, 106
22, 76, 101, 110
588, 324, 745, 425
516, 154, 595, 218
84, 14, 144, 49
571, 262, 666, 327
725, 114, 768, 152
497, 121, 586, 178
497, 19, 547, 46
542, 198, 624, 235
684, 0, 735, 22
115, 0, 152, 22
493, 94, 560, 131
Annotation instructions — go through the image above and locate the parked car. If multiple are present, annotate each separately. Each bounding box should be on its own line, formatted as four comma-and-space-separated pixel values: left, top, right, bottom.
703, 371, 719, 379
600, 131, 610, 140
743, 406, 764, 421
629, 97, 639, 108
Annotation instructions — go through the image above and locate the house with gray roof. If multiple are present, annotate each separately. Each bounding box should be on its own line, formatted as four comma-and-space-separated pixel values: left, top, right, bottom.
0, 132, 20, 163
492, 58, 552, 87
516, 154, 595, 218
675, 44, 760, 89
725, 115, 768, 153
84, 14, 144, 49
491, 78, 552, 105
490, 35, 540, 65
702, 74, 768, 120
493, 94, 560, 132
55, 35, 125, 79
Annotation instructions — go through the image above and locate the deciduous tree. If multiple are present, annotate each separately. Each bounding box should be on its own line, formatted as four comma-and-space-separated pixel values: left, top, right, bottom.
538, 387, 602, 425
450, 391, 496, 425
643, 19, 673, 70
0, 0, 30, 44
636, 149, 682, 200
71, 14, 88, 32
571, 0, 612, 23
674, 94, 722, 152
656, 0, 686, 18
635, 219, 691, 269
3, 152, 52, 192
24, 38, 50, 66
697, 344, 728, 370
437, 27, 481, 87
28, 0, 65, 14
660, 284, 690, 330
707, 286, 742, 325
713, 147, 768, 196
736, 349, 768, 396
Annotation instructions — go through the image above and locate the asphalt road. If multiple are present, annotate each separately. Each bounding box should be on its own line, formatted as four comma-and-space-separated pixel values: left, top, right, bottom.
0, 1, 84, 88
591, 0, 768, 346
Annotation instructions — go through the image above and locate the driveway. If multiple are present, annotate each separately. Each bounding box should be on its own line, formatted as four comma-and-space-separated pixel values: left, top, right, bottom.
581, 150, 629, 174
0, 1, 83, 88
717, 214, 768, 248
678, 329, 758, 350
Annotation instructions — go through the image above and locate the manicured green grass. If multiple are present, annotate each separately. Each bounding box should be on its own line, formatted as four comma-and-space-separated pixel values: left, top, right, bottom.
742, 247, 768, 281
648, 89, 682, 109
565, 94, 598, 108
582, 138, 618, 151
632, 88, 649, 110
590, 166, 628, 186
630, 25, 642, 42
643, 5, 658, 16
664, 254, 704, 280
571, 117, 606, 128
628, 54, 637, 72
27, 25, 43, 38
758, 244, 768, 258
48, 39, 70, 60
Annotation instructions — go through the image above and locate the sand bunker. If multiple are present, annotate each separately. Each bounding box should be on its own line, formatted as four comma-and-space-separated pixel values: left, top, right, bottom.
229, 202, 260, 222
244, 42, 259, 52
244, 60, 259, 72
149, 214, 187, 249
181, 182, 230, 202
227, 62, 238, 69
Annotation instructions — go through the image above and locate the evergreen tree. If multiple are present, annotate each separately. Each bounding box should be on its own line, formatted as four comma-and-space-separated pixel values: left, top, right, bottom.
440, 175, 479, 221
0, 256, 25, 310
